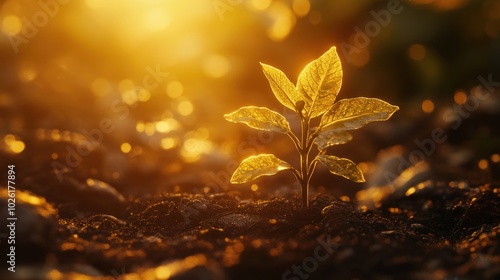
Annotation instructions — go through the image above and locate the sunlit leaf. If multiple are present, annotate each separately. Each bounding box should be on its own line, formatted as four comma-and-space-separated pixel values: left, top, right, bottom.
297, 47, 343, 119
320, 97, 399, 131
314, 130, 352, 150
231, 154, 292, 184
260, 63, 303, 113
225, 45, 399, 208
224, 106, 291, 134
317, 155, 365, 183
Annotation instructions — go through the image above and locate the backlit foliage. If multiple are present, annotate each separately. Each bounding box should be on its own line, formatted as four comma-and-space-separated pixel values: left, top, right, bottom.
225, 47, 399, 208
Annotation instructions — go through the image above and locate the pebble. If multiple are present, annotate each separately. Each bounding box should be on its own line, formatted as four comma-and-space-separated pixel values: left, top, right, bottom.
60, 176, 127, 215
0, 190, 58, 262
214, 213, 265, 232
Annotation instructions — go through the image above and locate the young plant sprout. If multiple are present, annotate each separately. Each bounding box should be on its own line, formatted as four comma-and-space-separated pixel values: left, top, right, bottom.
224, 47, 399, 208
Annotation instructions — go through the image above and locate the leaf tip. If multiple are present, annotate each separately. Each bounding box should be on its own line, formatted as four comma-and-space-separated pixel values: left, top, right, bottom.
229, 177, 239, 184
354, 166, 366, 183
356, 174, 366, 183
388, 104, 400, 117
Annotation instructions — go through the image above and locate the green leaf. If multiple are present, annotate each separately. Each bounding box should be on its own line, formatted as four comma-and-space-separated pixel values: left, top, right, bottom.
320, 97, 399, 131
231, 154, 292, 184
224, 106, 291, 134
297, 47, 343, 119
314, 130, 353, 150
317, 155, 365, 183
260, 63, 303, 113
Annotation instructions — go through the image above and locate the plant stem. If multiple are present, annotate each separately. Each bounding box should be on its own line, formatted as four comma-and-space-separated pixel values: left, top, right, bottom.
300, 117, 310, 208
286, 132, 302, 152
301, 177, 309, 208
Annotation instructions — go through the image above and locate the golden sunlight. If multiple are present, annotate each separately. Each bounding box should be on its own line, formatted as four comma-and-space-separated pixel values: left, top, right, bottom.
1, 1, 497, 279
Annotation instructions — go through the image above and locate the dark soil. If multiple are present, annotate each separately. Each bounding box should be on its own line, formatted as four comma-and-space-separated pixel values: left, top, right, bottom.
1, 105, 499, 280
2, 180, 499, 280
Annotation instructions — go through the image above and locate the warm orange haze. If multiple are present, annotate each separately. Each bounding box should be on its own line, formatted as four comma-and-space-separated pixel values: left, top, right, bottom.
0, 1, 499, 279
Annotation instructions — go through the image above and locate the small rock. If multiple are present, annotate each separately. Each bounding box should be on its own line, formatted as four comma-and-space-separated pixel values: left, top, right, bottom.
213, 213, 265, 233
61, 176, 127, 215
0, 190, 58, 263
22, 169, 127, 216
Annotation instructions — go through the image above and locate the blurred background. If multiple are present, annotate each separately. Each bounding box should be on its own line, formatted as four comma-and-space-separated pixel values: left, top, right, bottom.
1, 0, 499, 204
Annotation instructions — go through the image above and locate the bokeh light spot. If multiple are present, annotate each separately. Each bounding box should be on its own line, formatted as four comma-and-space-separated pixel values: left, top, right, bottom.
491, 154, 500, 163
4, 134, 25, 154
51, 129, 61, 141
2, 15, 22, 36
166, 81, 184, 99
136, 121, 145, 133
203, 55, 230, 78
292, 0, 311, 17
155, 121, 170, 133
178, 100, 194, 116
408, 44, 426, 61
267, 2, 295, 41
421, 99, 434, 113
145, 123, 156, 136
269, 247, 281, 256
251, 0, 271, 10
155, 119, 180, 134
454, 90, 467, 105
18, 65, 38, 83
161, 137, 178, 150
406, 187, 416, 196
121, 142, 132, 154
181, 135, 213, 163
478, 159, 489, 170
252, 240, 262, 248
